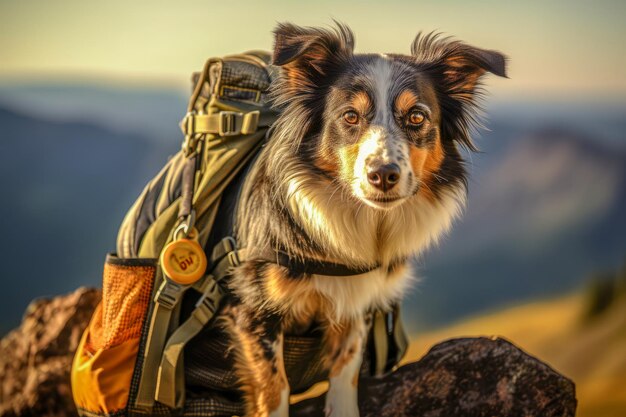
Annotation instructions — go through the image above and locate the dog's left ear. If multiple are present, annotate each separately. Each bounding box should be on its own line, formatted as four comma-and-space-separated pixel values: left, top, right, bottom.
411, 33, 507, 99
272, 22, 354, 91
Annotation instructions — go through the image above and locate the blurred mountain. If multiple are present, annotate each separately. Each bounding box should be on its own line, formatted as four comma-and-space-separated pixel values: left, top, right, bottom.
0, 84, 625, 336
407, 128, 626, 330
0, 106, 177, 334
0, 83, 188, 144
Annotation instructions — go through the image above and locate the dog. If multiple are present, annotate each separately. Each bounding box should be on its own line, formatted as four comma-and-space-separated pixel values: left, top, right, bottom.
222, 22, 507, 417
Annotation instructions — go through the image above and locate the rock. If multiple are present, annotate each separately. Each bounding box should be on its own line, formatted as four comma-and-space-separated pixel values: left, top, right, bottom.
0, 288, 100, 417
0, 289, 577, 417
293, 337, 577, 417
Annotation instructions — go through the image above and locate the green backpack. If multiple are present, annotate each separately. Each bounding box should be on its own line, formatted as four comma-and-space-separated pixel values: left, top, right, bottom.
71, 50, 408, 417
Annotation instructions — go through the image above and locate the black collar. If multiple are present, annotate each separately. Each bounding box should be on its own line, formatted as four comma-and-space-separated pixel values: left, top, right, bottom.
262, 249, 383, 277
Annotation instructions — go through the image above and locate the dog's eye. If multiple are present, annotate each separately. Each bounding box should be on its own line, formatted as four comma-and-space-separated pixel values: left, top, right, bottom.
408, 110, 425, 126
343, 111, 359, 125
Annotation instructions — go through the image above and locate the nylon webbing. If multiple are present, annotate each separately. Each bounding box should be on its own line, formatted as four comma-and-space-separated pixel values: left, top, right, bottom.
258, 249, 381, 277
391, 303, 409, 369
154, 239, 246, 409
155, 276, 223, 408
178, 153, 197, 221
372, 310, 389, 376
180, 111, 266, 137
134, 277, 189, 408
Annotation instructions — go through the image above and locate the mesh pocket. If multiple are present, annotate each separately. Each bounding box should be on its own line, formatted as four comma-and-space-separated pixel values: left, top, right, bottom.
86, 255, 157, 352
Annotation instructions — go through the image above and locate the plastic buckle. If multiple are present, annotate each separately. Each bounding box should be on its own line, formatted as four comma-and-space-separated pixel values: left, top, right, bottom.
218, 111, 242, 136
227, 250, 240, 268
180, 112, 194, 136
194, 278, 220, 309
241, 110, 260, 135
221, 236, 236, 254
180, 112, 202, 155
194, 278, 222, 322
154, 280, 188, 310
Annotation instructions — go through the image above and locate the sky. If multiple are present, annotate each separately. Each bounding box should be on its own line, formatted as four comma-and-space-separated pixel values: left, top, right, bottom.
1, 0, 625, 100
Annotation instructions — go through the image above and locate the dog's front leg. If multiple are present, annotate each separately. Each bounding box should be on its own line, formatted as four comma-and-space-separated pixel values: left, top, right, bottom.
323, 317, 367, 417
228, 307, 290, 417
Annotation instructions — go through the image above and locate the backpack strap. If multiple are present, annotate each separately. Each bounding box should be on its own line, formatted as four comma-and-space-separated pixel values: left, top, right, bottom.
134, 271, 190, 409
370, 304, 409, 376
154, 275, 224, 408
181, 110, 262, 137
154, 238, 242, 409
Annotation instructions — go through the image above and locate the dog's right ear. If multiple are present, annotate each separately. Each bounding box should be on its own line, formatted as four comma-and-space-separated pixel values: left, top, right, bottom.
272, 22, 354, 88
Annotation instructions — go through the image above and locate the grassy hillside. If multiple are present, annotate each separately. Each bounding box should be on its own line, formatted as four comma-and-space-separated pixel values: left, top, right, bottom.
405, 280, 626, 417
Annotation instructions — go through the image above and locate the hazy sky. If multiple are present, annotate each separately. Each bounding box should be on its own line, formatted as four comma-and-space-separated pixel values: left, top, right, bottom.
1, 0, 625, 99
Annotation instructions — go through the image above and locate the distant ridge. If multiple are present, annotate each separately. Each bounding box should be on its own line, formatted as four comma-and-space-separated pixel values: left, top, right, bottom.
0, 105, 177, 334
0, 83, 188, 144
406, 127, 626, 331
0, 90, 625, 335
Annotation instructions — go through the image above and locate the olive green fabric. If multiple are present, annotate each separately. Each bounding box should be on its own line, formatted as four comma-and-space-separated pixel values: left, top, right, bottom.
155, 276, 223, 409
103, 50, 409, 417
121, 52, 277, 414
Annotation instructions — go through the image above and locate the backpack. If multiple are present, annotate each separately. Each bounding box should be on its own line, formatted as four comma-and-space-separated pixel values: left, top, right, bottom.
71, 50, 408, 417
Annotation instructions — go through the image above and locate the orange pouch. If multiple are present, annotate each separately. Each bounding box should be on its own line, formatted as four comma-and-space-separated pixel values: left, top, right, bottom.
72, 254, 157, 416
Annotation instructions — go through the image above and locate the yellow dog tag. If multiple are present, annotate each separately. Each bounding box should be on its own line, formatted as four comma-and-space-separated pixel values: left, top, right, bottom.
160, 228, 207, 285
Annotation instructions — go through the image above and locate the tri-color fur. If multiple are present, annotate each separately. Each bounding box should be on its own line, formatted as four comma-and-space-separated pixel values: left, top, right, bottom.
222, 22, 507, 417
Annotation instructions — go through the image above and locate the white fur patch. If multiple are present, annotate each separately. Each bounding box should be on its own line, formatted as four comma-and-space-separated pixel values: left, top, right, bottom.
368, 57, 394, 123
351, 126, 412, 203
268, 388, 289, 417
286, 171, 464, 322
325, 326, 364, 417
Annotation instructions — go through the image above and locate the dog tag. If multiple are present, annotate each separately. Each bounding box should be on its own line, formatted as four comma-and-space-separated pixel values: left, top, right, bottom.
160, 228, 207, 285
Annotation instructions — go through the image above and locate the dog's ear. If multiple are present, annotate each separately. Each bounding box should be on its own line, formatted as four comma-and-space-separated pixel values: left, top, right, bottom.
272, 22, 354, 88
411, 33, 507, 150
411, 32, 507, 100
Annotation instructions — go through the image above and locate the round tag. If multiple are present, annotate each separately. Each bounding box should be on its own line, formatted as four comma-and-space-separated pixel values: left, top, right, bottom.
160, 238, 207, 285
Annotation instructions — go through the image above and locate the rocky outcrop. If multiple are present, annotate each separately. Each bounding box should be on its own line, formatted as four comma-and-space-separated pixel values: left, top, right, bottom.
0, 288, 577, 417
0, 288, 100, 417
293, 337, 577, 416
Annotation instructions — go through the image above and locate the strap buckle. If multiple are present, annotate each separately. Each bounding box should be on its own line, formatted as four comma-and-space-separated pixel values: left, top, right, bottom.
227, 250, 241, 268
154, 280, 188, 310
181, 111, 199, 156
218, 111, 242, 136
180, 111, 195, 136
194, 277, 222, 321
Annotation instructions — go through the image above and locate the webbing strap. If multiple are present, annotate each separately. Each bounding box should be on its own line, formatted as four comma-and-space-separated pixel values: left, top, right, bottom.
372, 310, 389, 376
269, 250, 380, 276
155, 277, 223, 408
154, 239, 245, 409
134, 279, 189, 408
178, 153, 197, 221
181, 111, 262, 137
391, 303, 409, 368
370, 304, 408, 376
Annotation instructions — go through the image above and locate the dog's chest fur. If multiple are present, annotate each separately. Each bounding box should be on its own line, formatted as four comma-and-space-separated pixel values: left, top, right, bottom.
230, 170, 463, 329
286, 173, 462, 266
283, 175, 462, 322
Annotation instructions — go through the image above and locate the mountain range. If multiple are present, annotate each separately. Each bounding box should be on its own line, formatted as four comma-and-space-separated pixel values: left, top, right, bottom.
406, 126, 626, 331
0, 84, 624, 335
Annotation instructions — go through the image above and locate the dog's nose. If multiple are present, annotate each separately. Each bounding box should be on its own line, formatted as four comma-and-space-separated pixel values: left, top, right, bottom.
367, 163, 401, 192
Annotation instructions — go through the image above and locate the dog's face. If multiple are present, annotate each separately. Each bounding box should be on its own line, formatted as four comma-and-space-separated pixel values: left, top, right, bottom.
271, 23, 506, 210
319, 58, 443, 209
